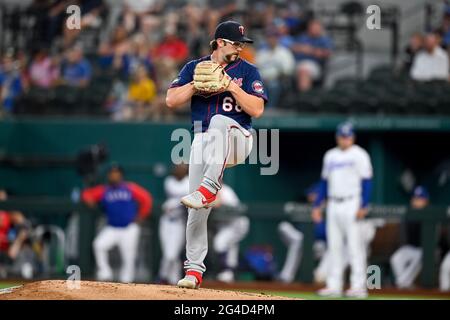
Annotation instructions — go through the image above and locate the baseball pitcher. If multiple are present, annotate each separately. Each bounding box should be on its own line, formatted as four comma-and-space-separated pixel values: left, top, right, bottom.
166, 20, 267, 288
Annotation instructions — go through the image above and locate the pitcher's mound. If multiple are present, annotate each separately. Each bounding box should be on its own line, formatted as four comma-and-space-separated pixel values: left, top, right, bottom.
0, 280, 294, 300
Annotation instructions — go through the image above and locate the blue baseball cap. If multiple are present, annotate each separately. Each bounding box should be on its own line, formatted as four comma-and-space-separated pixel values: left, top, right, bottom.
336, 122, 355, 137
413, 186, 429, 199
214, 21, 253, 43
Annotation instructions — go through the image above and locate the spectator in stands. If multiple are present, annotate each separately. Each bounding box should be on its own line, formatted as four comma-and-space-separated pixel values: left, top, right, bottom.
272, 18, 295, 49
124, 64, 157, 120
256, 28, 295, 108
290, 19, 333, 92
410, 32, 449, 82
98, 26, 155, 80
60, 44, 92, 87
97, 25, 130, 76
82, 163, 152, 283
152, 26, 189, 66
403, 33, 423, 73
28, 48, 60, 89
0, 50, 25, 115
276, 2, 305, 36
390, 186, 429, 289
124, 33, 155, 80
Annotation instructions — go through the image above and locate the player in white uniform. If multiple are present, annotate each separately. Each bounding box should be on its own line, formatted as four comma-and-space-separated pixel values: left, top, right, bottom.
279, 183, 378, 285
158, 164, 189, 285
211, 184, 250, 283
311, 122, 373, 298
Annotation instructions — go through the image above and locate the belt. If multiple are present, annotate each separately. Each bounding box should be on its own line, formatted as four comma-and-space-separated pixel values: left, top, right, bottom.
329, 196, 355, 203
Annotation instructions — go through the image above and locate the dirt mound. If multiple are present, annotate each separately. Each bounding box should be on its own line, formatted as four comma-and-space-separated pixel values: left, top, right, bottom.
0, 280, 293, 300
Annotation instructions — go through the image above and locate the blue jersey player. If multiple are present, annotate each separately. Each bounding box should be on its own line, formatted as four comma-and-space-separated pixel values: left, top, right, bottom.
166, 20, 267, 289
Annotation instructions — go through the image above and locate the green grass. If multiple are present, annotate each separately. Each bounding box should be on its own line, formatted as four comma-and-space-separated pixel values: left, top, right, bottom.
258, 290, 450, 300
0, 282, 23, 290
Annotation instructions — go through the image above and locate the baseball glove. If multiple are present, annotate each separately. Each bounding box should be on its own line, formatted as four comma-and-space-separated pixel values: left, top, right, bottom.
193, 61, 232, 94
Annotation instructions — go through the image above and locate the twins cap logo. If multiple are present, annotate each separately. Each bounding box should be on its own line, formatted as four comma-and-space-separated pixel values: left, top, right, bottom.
252, 80, 264, 94
239, 26, 244, 35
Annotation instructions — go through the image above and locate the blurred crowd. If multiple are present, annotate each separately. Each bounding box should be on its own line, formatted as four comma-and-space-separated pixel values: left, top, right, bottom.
1, 1, 450, 118
1, 0, 332, 118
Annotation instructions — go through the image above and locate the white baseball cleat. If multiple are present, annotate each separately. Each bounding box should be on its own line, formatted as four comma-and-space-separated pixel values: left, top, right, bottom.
177, 271, 203, 289
181, 190, 217, 209
177, 275, 199, 289
316, 287, 343, 298
344, 288, 368, 299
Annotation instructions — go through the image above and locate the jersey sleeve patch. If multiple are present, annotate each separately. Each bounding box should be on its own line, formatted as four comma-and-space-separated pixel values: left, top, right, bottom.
251, 80, 265, 95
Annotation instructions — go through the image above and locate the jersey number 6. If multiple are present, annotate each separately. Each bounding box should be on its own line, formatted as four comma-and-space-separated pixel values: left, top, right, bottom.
222, 97, 242, 112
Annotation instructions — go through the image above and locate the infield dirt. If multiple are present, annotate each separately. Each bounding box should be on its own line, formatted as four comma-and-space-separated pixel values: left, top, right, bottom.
0, 280, 294, 300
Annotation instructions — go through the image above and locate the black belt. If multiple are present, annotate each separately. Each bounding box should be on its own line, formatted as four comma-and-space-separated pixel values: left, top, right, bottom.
330, 196, 355, 203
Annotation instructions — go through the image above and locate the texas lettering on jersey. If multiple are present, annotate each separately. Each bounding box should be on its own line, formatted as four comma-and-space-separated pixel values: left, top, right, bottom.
169, 56, 268, 132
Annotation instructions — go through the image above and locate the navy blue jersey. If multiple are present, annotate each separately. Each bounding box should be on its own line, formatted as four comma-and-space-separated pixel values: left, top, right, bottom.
169, 56, 268, 132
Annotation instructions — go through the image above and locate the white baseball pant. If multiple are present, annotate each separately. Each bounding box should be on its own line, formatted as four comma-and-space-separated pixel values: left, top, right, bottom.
390, 245, 423, 288
93, 223, 140, 283
277, 221, 304, 282
439, 251, 450, 292
326, 197, 367, 291
184, 114, 253, 275
159, 215, 186, 284
315, 220, 376, 284
278, 220, 377, 284
213, 216, 250, 270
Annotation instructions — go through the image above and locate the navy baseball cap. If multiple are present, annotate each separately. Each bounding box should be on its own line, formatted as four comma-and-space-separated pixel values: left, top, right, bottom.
336, 122, 355, 137
214, 21, 253, 43
413, 186, 429, 199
